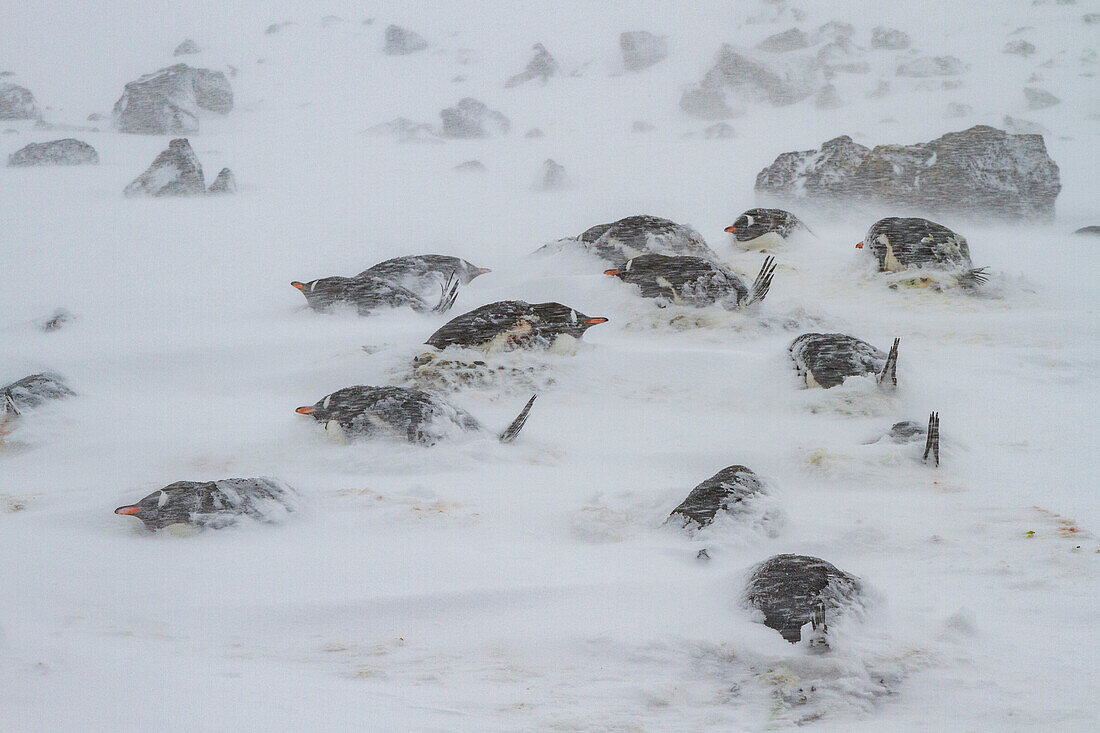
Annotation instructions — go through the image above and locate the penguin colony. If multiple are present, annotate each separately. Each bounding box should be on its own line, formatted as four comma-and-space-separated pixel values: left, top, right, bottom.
8, 208, 970, 652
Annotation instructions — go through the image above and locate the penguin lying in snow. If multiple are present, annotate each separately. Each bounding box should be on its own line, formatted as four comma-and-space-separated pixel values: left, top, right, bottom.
743, 554, 862, 649
425, 301, 608, 352
1, 373, 75, 440
115, 477, 298, 531
789, 333, 900, 390
572, 214, 721, 266
857, 217, 987, 288
296, 386, 536, 445
604, 254, 776, 310
355, 255, 491, 290
292, 272, 460, 315
868, 411, 941, 467
725, 208, 811, 249
1073, 226, 1100, 237
667, 465, 770, 529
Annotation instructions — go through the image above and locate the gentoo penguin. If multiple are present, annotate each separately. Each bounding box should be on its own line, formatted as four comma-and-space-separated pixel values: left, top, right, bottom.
576, 215, 721, 266
356, 255, 491, 289
789, 333, 899, 389
115, 477, 298, 530
296, 386, 536, 445
743, 554, 862, 647
667, 465, 770, 529
857, 217, 987, 287
1072, 226, 1100, 236
604, 254, 776, 309
291, 272, 460, 315
725, 208, 811, 249
1, 373, 75, 438
870, 412, 940, 466
425, 301, 608, 352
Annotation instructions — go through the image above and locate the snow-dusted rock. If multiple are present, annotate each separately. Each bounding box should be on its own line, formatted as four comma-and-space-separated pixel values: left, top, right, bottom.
265, 22, 295, 35
620, 31, 668, 70
817, 39, 870, 74
0, 82, 37, 120
208, 167, 236, 194
524, 127, 544, 138
1002, 115, 1049, 135
1004, 39, 1036, 56
814, 84, 842, 109
896, 56, 966, 77
124, 138, 205, 197
756, 28, 809, 53
755, 125, 1062, 221
681, 44, 825, 120
454, 160, 485, 172
945, 102, 972, 118
1024, 86, 1060, 109
505, 44, 558, 87
438, 98, 510, 138
704, 122, 736, 139
8, 139, 98, 166
367, 117, 438, 143
871, 26, 911, 50
113, 64, 232, 134
813, 21, 854, 43
679, 85, 736, 120
534, 159, 569, 190
384, 25, 427, 55
173, 39, 201, 56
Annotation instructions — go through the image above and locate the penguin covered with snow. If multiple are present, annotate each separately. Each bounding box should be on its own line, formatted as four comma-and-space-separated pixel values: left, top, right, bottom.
604, 254, 776, 310
1, 373, 75, 440
296, 386, 536, 445
425, 301, 608, 352
356, 255, 491, 290
857, 217, 987, 287
789, 333, 899, 389
115, 477, 298, 531
743, 554, 862, 648
667, 465, 771, 529
725, 208, 811, 249
292, 272, 460, 315
573, 214, 721, 266
868, 411, 941, 466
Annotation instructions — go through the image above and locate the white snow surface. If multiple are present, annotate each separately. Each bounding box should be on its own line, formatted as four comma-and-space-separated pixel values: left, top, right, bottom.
1, 1, 1098, 730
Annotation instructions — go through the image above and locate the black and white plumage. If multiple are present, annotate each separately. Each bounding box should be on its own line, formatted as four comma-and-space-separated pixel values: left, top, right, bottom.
667, 465, 768, 529
604, 254, 776, 309
1072, 226, 1100, 237
425, 301, 608, 351
789, 333, 899, 389
858, 217, 987, 287
576, 215, 721, 266
743, 554, 862, 645
115, 477, 298, 530
1, 373, 75, 436
725, 208, 810, 247
291, 272, 459, 315
355, 255, 490, 291
296, 386, 536, 445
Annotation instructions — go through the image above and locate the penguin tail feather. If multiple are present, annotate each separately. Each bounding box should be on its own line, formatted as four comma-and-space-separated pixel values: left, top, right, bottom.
923, 411, 940, 467
957, 267, 989, 288
744, 256, 777, 307
432, 271, 461, 313
877, 337, 900, 389
499, 395, 537, 444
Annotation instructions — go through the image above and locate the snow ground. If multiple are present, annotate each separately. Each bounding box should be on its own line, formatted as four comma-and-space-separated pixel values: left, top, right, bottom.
1, 1, 1098, 730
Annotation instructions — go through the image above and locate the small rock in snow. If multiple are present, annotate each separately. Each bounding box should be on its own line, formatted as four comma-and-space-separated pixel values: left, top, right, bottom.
124, 138, 206, 197
534, 159, 569, 190
0, 82, 38, 120
871, 26, 911, 50
438, 98, 510, 138
207, 167, 236, 194
384, 25, 428, 55
620, 31, 668, 70
505, 43, 558, 87
8, 139, 98, 166
897, 56, 966, 77
1004, 39, 1036, 56
704, 122, 736, 138
1024, 86, 1060, 109
454, 160, 486, 172
173, 39, 201, 56
756, 28, 809, 53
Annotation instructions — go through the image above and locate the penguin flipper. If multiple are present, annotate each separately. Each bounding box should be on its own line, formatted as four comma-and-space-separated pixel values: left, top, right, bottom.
498, 395, 537, 444
432, 271, 461, 313
923, 411, 940, 467
743, 256, 777, 307
877, 338, 900, 389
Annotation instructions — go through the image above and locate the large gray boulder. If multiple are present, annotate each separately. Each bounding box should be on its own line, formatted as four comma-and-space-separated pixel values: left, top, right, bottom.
383, 25, 427, 55
0, 82, 38, 120
680, 44, 824, 119
124, 138, 205, 197
755, 125, 1061, 222
113, 64, 232, 134
438, 98, 510, 138
505, 44, 558, 88
620, 31, 668, 70
8, 139, 98, 166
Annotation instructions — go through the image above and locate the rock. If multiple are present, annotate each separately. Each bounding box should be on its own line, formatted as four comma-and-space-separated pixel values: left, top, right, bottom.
2, 373, 75, 411
679, 85, 736, 120
755, 28, 809, 53
945, 102, 972, 118
8, 139, 98, 166
817, 40, 870, 74
208, 167, 236, 194
454, 160, 486, 172
813, 21, 855, 43
265, 22, 294, 35
87, 112, 103, 121
321, 15, 346, 28
124, 138, 206, 197
682, 45, 824, 120
814, 84, 842, 109
1085, 13, 1100, 24
0, 82, 38, 120
620, 31, 668, 70
1024, 87, 1060, 109
438, 98, 510, 138
1002, 115, 1049, 135
871, 26, 911, 50
867, 80, 890, 98
704, 122, 736, 139
113, 64, 232, 134
534, 159, 568, 190
173, 39, 201, 56
505, 44, 559, 88
384, 25, 427, 55
755, 125, 1061, 222
632, 120, 655, 133
897, 56, 966, 77
1004, 39, 1036, 56
1073, 225, 1100, 236
40, 309, 74, 332
367, 117, 438, 143
524, 127, 544, 138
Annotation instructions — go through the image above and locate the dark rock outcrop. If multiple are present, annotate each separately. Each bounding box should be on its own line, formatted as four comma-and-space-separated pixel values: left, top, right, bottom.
621, 31, 668, 70
755, 126, 1061, 221
208, 167, 236, 194
8, 139, 98, 166
438, 98, 510, 138
383, 25, 427, 55
0, 82, 38, 120
124, 138, 205, 197
113, 64, 232, 134
505, 44, 558, 87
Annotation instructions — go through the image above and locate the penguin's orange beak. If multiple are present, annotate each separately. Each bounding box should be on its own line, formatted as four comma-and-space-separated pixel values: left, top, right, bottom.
296, 407, 316, 415
724, 226, 737, 233
604, 269, 620, 276
291, 281, 307, 290
585, 317, 608, 325
115, 506, 142, 515
476, 268, 491, 275
855, 241, 864, 249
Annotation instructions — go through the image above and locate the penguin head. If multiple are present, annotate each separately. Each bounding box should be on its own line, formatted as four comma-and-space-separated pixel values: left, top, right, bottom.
291, 276, 349, 309
460, 262, 492, 284
115, 483, 197, 530
725, 211, 768, 241
534, 303, 608, 337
